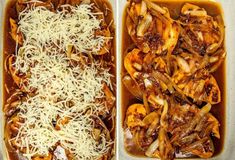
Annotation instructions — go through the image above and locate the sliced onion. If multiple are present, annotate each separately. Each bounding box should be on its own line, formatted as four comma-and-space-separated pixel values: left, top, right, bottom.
145, 139, 159, 157
206, 15, 225, 54
148, 94, 164, 106
199, 103, 211, 116
143, 0, 167, 15
143, 111, 159, 125
146, 117, 159, 137
143, 92, 150, 114
209, 50, 226, 73
137, 13, 153, 37
181, 3, 207, 17
140, 0, 147, 16
176, 56, 191, 73
160, 100, 168, 128
122, 75, 143, 99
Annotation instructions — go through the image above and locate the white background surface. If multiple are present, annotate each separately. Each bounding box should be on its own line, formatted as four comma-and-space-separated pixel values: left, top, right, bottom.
1, 0, 235, 159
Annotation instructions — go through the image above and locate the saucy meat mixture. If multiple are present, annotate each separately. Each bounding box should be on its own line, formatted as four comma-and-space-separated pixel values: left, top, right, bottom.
122, 0, 225, 159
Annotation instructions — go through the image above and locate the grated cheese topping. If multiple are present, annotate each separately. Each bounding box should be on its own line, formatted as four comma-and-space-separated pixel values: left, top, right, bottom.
10, 2, 113, 160
18, 4, 108, 54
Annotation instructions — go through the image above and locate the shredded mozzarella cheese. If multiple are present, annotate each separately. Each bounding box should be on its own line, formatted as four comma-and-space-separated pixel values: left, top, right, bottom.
18, 4, 107, 54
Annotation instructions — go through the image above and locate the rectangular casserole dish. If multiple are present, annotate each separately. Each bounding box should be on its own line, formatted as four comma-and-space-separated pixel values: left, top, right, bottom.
0, 0, 117, 159
117, 0, 235, 159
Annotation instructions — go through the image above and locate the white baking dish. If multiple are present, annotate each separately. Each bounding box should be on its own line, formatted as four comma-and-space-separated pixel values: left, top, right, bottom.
0, 0, 117, 159
117, 0, 235, 159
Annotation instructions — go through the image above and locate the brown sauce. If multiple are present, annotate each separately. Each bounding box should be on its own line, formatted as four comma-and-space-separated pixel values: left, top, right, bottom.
122, 0, 226, 157
3, 0, 116, 159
